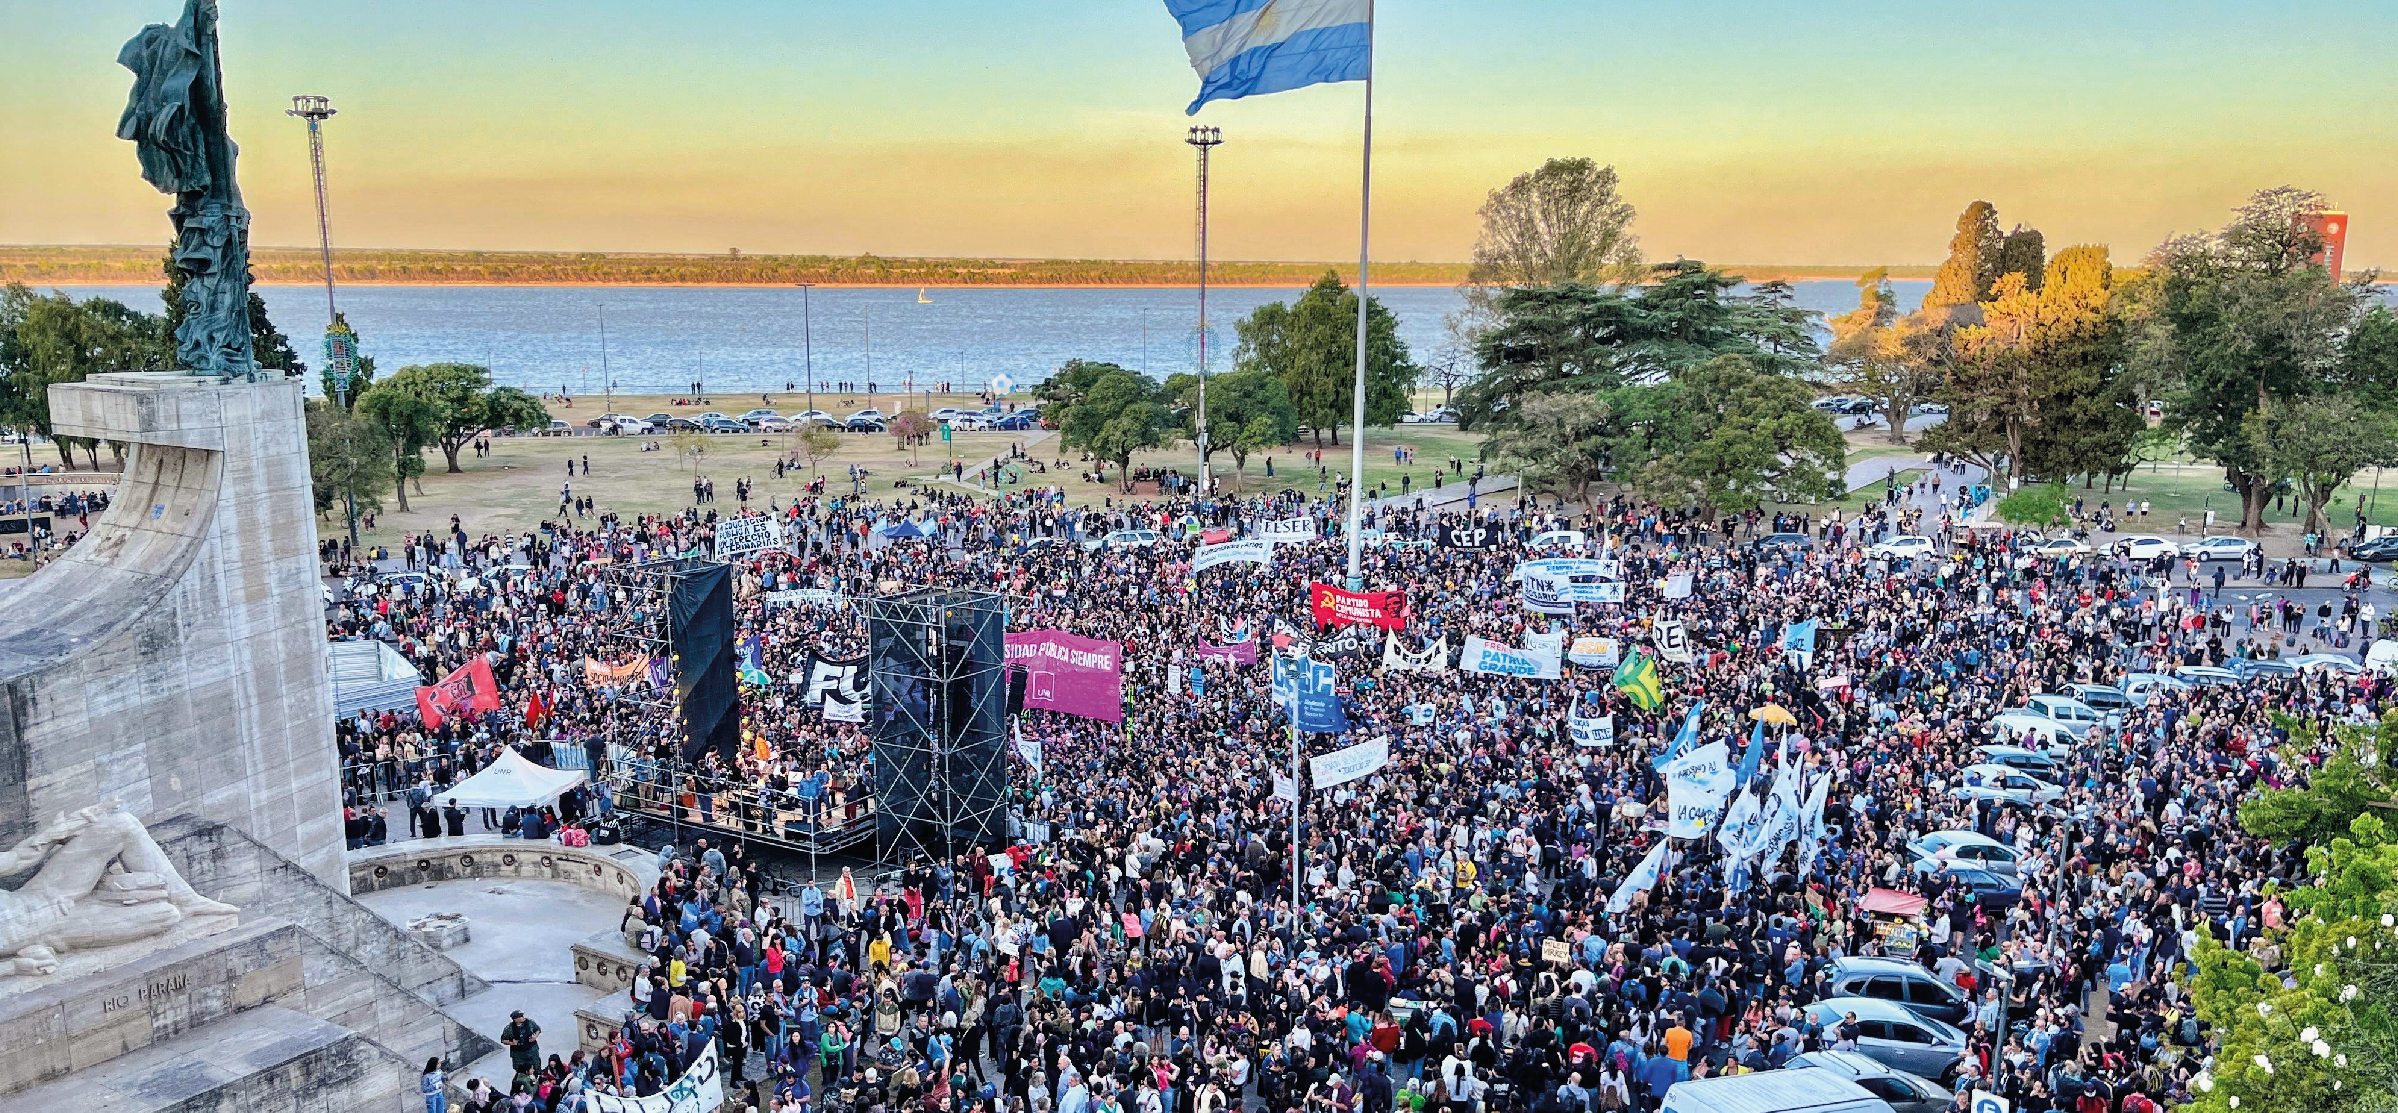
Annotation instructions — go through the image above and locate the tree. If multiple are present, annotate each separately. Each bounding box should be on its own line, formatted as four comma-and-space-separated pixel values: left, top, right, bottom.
888, 411, 932, 465
1636, 355, 1847, 514
1163, 368, 1296, 475
1992, 483, 2070, 528
1923, 200, 2004, 309
353, 378, 439, 513
2252, 396, 2398, 539
2131, 187, 2368, 534
1230, 272, 1418, 446
1456, 262, 1821, 431
1486, 392, 1617, 510
0, 285, 171, 468
1040, 361, 1169, 487
372, 363, 548, 473
796, 427, 842, 476
1995, 225, 2046, 292
304, 397, 392, 519
1827, 269, 1944, 445
1425, 355, 1472, 408
1934, 246, 2123, 484
1464, 157, 1643, 303
671, 429, 708, 473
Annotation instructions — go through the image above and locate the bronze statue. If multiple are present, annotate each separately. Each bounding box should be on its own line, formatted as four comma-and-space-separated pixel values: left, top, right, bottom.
118, 0, 257, 380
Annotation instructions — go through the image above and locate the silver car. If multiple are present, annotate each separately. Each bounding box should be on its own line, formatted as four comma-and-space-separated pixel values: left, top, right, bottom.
1801, 997, 1970, 1082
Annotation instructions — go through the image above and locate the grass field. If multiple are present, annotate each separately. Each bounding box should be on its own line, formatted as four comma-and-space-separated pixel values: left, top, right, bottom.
314, 392, 1491, 549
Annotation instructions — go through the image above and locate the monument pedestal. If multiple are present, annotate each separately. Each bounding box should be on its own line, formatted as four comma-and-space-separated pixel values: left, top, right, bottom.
0, 374, 342, 885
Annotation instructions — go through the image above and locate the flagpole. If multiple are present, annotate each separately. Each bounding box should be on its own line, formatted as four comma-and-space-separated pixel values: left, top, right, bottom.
1343, 1, 1376, 593
1290, 707, 1303, 920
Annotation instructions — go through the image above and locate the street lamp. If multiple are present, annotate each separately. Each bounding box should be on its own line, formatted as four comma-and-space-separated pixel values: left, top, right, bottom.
1186, 125, 1223, 495
796, 282, 815, 420
288, 93, 358, 553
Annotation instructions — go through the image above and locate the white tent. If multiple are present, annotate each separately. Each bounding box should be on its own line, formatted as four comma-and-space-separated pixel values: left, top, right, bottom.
436, 747, 588, 810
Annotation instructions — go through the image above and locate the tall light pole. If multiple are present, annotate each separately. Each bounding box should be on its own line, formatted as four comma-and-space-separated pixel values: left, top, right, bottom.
1186, 126, 1222, 496
289, 94, 358, 553
598, 303, 612, 416
796, 282, 815, 418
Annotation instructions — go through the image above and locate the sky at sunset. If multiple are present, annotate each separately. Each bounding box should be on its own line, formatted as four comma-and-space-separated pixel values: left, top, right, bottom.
4, 0, 2392, 270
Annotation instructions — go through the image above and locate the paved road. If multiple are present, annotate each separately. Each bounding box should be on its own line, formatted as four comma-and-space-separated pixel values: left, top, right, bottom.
1846, 453, 1991, 523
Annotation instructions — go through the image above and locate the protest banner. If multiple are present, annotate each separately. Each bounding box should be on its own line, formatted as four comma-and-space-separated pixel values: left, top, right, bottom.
1255, 517, 1317, 544
1310, 626, 1373, 660
1193, 640, 1259, 665
1382, 633, 1449, 672
1568, 710, 1615, 747
1436, 521, 1500, 549
1521, 572, 1575, 615
1567, 636, 1620, 668
1004, 630, 1126, 722
1309, 735, 1389, 789
417, 656, 502, 730
1012, 721, 1042, 771
1460, 635, 1563, 680
1193, 538, 1272, 572
1310, 582, 1407, 629
581, 1041, 724, 1113
760, 587, 847, 608
584, 654, 650, 687
1279, 656, 1349, 733
1663, 740, 1736, 838
713, 515, 782, 561
1655, 620, 1695, 664
1660, 572, 1695, 600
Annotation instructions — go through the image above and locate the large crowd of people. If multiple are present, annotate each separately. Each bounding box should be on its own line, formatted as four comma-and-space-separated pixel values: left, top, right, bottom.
323, 470, 2390, 1113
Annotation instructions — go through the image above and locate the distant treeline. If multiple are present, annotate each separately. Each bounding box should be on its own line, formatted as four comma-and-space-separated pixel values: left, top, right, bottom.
0, 246, 1930, 287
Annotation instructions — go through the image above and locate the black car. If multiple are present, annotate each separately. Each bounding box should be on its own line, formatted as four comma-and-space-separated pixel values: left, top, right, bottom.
2352, 535, 2398, 562
662, 416, 704, 432
1756, 532, 1813, 550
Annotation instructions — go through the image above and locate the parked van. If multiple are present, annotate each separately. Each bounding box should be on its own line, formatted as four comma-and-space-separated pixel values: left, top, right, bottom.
1661, 1070, 1893, 1113
1987, 712, 2073, 753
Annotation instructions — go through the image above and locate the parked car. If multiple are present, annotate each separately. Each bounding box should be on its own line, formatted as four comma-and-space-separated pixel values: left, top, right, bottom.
2187, 535, 2258, 561
2112, 535, 2180, 561
847, 409, 885, 423
1081, 528, 1162, 553
754, 416, 792, 432
931, 407, 970, 421
2350, 535, 2398, 562
1868, 536, 1936, 560
1528, 530, 1589, 552
583, 411, 634, 429
1914, 860, 2025, 911
992, 412, 1040, 431
1756, 532, 1813, 551
844, 417, 887, 433
2028, 537, 2090, 559
1661, 1071, 1891, 1113
2175, 664, 2245, 687
950, 415, 991, 431
2065, 682, 2129, 711
662, 416, 704, 432
1906, 829, 2021, 877
2288, 653, 2366, 675
1988, 712, 2076, 753
606, 417, 652, 435
644, 413, 675, 427
2226, 656, 2300, 681
700, 416, 748, 433
1786, 1051, 1953, 1113
2118, 672, 2194, 707
1820, 958, 1974, 1027
1798, 998, 1971, 1082
794, 410, 839, 428
1972, 743, 2065, 777
740, 408, 781, 423
2015, 693, 2102, 738
1948, 762, 2066, 807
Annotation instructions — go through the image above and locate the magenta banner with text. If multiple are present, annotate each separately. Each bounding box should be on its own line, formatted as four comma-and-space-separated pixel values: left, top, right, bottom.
1004, 629, 1125, 722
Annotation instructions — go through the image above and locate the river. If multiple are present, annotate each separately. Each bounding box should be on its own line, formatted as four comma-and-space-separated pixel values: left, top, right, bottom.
42, 279, 1927, 396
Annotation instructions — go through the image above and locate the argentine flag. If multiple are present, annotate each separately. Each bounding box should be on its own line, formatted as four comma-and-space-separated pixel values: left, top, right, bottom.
1165, 0, 1373, 115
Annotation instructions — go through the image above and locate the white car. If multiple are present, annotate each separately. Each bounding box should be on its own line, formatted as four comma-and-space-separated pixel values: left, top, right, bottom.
754, 416, 792, 432
949, 415, 991, 431
2028, 537, 2091, 558
2288, 653, 2366, 675
607, 417, 652, 435
1528, 530, 1588, 552
1081, 529, 1161, 553
1907, 830, 2023, 877
1869, 535, 1936, 560
2188, 536, 2257, 561
794, 410, 839, 427
1949, 763, 2066, 807
2016, 693, 2102, 738
931, 407, 969, 421
845, 409, 885, 424
2112, 535, 2179, 561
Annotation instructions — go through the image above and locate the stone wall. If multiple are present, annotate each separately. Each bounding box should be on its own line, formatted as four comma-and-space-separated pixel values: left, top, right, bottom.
0, 375, 341, 885
347, 840, 650, 904
156, 815, 487, 1006
0, 917, 492, 1099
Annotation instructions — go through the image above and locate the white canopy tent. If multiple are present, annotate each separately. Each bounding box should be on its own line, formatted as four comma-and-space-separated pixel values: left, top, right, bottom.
436, 747, 588, 810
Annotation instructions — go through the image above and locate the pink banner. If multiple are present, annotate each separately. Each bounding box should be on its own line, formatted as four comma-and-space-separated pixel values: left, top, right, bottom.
1004, 629, 1125, 722
1193, 641, 1258, 665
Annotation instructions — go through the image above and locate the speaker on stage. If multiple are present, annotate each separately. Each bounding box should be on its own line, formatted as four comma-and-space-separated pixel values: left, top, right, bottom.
667, 561, 740, 764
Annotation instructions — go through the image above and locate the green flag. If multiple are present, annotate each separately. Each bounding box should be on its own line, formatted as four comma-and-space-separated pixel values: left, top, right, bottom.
1613, 649, 1664, 711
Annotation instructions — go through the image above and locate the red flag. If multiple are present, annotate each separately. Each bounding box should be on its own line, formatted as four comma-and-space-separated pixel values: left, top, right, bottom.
1309, 581, 1408, 630
526, 689, 548, 729
415, 656, 503, 730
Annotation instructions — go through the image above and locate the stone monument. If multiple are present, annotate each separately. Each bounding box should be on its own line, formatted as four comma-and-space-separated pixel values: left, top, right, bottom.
0, 4, 498, 1107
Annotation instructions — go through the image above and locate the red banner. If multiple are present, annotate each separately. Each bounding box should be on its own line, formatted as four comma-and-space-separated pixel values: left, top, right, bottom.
1310, 582, 1407, 630
417, 656, 503, 729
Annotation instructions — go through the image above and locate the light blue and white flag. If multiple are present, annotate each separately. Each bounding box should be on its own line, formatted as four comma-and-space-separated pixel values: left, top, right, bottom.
1605, 839, 1676, 916
1164, 0, 1373, 115
1650, 699, 1707, 771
